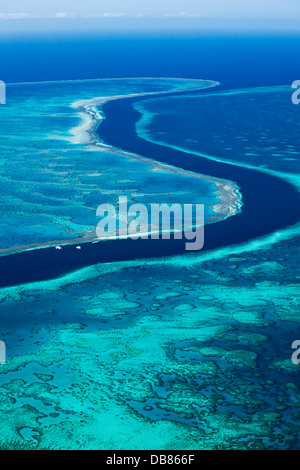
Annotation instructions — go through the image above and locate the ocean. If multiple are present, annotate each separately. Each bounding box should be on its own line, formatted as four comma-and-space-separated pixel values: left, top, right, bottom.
0, 30, 299, 450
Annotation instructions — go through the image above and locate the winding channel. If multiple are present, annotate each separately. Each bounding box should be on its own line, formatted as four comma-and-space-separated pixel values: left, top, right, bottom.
0, 87, 299, 288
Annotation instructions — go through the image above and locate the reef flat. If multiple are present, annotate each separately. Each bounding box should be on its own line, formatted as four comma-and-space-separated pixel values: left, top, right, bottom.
0, 79, 299, 450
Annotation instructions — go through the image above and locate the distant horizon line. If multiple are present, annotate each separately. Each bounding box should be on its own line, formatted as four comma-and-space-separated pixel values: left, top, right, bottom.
1, 12, 300, 19
0, 17, 300, 35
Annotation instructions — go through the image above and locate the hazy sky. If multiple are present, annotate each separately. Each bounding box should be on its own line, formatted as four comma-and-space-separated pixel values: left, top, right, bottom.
0, 0, 299, 19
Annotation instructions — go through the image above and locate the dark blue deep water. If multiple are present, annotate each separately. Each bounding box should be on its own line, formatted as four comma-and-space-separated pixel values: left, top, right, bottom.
0, 30, 300, 450
0, 31, 300, 285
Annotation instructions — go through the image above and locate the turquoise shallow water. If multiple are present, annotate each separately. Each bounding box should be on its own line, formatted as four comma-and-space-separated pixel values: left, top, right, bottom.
0, 78, 220, 253
0, 235, 299, 449
0, 79, 299, 450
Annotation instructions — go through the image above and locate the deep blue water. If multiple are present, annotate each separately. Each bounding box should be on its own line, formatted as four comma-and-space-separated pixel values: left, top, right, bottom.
1, 31, 300, 450
0, 32, 299, 286
1, 31, 300, 89
100, 92, 300, 243
0, 86, 299, 287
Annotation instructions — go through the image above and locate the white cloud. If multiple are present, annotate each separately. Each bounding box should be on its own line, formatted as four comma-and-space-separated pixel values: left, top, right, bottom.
162, 12, 209, 18
0, 11, 212, 21
82, 12, 128, 18
102, 12, 126, 18
55, 12, 72, 19
0, 12, 131, 20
